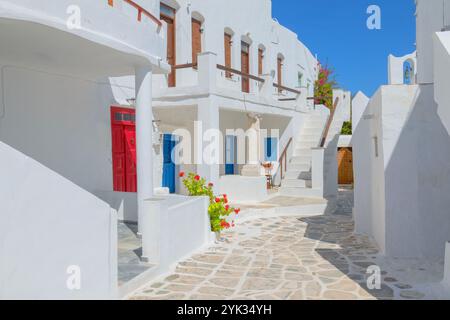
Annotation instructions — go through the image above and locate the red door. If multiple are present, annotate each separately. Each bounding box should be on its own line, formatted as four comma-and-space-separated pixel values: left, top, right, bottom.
111, 107, 137, 193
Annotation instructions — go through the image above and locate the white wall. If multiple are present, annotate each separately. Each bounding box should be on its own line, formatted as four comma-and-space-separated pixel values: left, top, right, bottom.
0, 0, 166, 69
0, 141, 117, 299
354, 84, 450, 259
351, 91, 370, 133
388, 52, 417, 85
434, 31, 450, 135
154, 0, 318, 94
416, 0, 446, 84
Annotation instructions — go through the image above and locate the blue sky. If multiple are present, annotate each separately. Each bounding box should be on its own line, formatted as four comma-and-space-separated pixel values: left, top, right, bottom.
272, 0, 416, 97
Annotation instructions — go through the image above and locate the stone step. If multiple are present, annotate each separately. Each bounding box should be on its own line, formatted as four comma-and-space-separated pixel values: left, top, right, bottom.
286, 163, 310, 172
279, 187, 324, 198
302, 127, 324, 135
284, 170, 311, 180
282, 178, 312, 188
293, 148, 312, 156
290, 155, 311, 165
297, 134, 320, 142
297, 141, 319, 148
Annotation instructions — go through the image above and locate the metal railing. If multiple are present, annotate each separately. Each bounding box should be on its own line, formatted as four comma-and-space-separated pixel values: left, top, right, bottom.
108, 0, 162, 28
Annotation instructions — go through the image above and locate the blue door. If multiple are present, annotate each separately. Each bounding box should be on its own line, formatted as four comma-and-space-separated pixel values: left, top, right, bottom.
162, 134, 176, 193
225, 135, 237, 175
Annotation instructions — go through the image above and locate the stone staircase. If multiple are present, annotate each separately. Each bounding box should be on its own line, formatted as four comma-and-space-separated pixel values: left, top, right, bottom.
279, 113, 328, 198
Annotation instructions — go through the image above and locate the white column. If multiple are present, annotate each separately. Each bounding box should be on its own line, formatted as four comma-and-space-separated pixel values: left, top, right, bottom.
135, 66, 154, 235
312, 147, 325, 198
198, 52, 217, 92
241, 114, 262, 177
260, 72, 275, 98
196, 97, 220, 187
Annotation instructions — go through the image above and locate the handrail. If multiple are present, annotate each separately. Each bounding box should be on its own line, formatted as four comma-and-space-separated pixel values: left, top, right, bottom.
319, 97, 340, 148
174, 62, 198, 70
108, 0, 162, 28
216, 64, 265, 83
273, 83, 301, 95
277, 137, 293, 182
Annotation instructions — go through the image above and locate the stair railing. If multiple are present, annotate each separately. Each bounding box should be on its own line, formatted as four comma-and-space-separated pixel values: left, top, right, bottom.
276, 137, 293, 184
319, 97, 340, 148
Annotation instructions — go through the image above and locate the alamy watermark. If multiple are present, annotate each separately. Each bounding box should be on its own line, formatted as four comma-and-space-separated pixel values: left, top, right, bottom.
367, 5, 382, 30
66, 265, 81, 291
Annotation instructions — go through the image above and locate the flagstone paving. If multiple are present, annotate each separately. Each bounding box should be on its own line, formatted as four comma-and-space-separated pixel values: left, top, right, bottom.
129, 189, 441, 300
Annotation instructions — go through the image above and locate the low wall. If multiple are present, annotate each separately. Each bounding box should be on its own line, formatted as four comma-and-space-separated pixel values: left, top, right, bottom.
219, 175, 268, 203
141, 195, 213, 269
0, 141, 117, 299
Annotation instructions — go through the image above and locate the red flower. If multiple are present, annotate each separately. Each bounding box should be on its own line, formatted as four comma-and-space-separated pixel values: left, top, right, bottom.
234, 208, 241, 214
179, 171, 185, 178
215, 198, 221, 203
225, 205, 230, 211
224, 198, 229, 204
208, 182, 214, 187
194, 175, 200, 181
223, 194, 228, 198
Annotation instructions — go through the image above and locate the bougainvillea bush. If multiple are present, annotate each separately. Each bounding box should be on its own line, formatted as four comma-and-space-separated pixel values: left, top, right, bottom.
180, 172, 240, 233
314, 64, 337, 109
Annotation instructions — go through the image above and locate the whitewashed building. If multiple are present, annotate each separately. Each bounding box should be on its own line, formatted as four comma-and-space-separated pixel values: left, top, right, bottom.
0, 0, 341, 299
353, 0, 450, 267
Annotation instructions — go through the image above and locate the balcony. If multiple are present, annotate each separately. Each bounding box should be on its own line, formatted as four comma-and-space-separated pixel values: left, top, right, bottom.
153, 52, 310, 112
0, 0, 168, 75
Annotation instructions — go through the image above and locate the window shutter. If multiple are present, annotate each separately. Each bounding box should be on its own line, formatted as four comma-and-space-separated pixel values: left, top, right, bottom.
224, 33, 232, 78
192, 19, 202, 66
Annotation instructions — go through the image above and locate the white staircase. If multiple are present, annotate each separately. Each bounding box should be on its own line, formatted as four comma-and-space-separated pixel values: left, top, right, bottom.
279, 113, 328, 198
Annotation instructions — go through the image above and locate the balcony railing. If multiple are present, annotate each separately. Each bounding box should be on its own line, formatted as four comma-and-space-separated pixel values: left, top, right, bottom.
172, 58, 306, 101
108, 0, 162, 28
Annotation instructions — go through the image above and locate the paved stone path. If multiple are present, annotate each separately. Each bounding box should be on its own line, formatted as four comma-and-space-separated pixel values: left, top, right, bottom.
129, 189, 433, 300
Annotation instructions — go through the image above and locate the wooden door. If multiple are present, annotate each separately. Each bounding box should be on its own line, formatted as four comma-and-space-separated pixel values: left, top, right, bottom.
111, 107, 137, 193
161, 4, 176, 87
224, 33, 232, 78
124, 126, 137, 193
277, 57, 283, 93
162, 134, 176, 193
258, 48, 264, 76
191, 18, 202, 66
241, 42, 250, 93
338, 147, 354, 185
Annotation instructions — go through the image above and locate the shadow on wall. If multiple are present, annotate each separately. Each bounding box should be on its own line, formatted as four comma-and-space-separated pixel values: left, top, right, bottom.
383, 84, 450, 259
354, 84, 450, 260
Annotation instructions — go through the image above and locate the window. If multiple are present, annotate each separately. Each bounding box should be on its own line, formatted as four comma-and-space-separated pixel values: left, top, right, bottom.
258, 48, 264, 75
191, 18, 202, 66
265, 137, 278, 162
224, 32, 233, 78
277, 56, 284, 93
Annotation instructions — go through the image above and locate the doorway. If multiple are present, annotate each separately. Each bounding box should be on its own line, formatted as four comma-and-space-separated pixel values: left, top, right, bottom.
241, 42, 250, 93
161, 3, 176, 87
337, 147, 354, 185
162, 134, 177, 193
111, 107, 137, 193
225, 135, 237, 175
